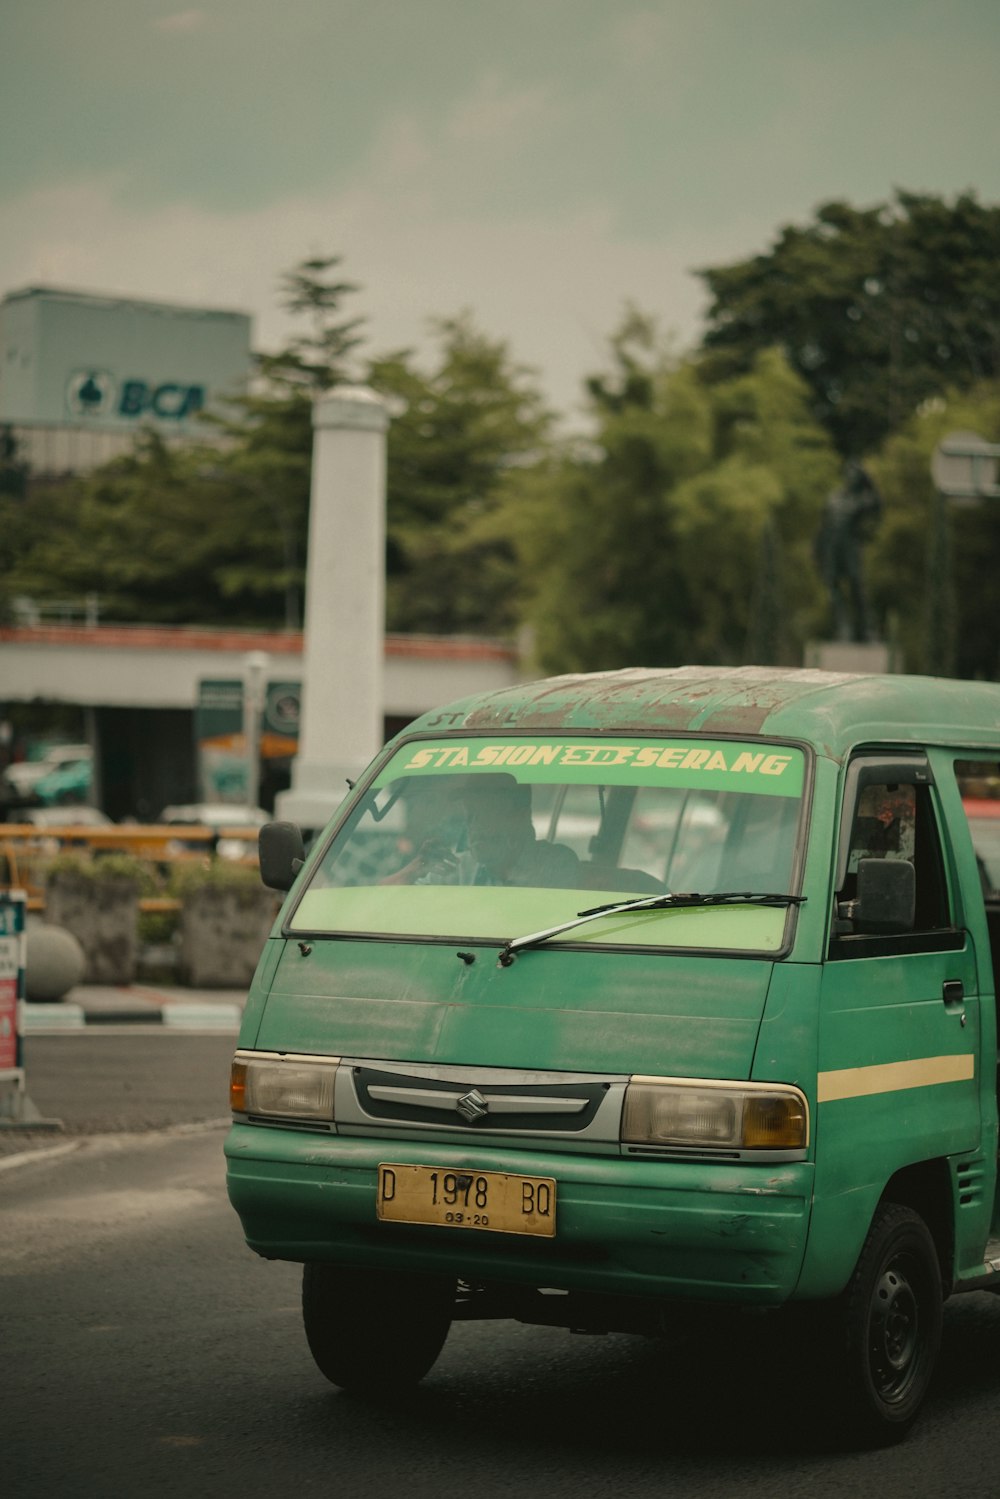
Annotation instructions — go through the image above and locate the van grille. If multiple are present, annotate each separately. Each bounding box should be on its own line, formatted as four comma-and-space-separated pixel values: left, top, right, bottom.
351, 1065, 611, 1134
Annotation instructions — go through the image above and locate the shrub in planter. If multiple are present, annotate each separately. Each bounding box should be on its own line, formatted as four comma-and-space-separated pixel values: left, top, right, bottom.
44, 853, 153, 985
171, 861, 279, 989
136, 905, 181, 983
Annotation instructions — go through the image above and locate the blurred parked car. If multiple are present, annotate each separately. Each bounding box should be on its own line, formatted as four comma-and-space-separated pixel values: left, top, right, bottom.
33, 757, 94, 805
157, 803, 269, 828
157, 802, 269, 861
3, 744, 92, 798
20, 805, 113, 828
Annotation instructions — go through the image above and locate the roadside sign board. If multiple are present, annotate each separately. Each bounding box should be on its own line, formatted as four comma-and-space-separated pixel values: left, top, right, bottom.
196, 677, 301, 799
931, 429, 1000, 502
0, 890, 26, 1075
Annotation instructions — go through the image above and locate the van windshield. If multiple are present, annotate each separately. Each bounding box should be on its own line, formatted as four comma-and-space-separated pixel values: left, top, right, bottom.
289, 735, 807, 953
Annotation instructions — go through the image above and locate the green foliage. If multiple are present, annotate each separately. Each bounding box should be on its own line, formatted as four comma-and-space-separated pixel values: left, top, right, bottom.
5, 206, 999, 687
0, 425, 28, 499
137, 908, 178, 945
866, 380, 1000, 677
255, 255, 366, 394
45, 851, 155, 890
371, 313, 553, 634
182, 253, 368, 629
515, 316, 837, 672
698, 191, 1000, 458
168, 857, 270, 905
514, 316, 708, 671
4, 260, 551, 638
0, 460, 78, 620
4, 256, 366, 629
5, 433, 300, 625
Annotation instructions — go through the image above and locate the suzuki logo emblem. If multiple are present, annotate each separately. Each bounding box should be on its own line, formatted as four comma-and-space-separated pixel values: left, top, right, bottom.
455, 1088, 489, 1124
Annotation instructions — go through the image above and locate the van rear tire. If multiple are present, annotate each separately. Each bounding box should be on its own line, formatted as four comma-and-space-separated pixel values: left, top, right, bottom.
831, 1202, 943, 1444
301, 1263, 454, 1394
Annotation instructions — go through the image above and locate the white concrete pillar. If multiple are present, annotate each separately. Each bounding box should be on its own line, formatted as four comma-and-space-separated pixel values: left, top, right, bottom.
275, 386, 389, 832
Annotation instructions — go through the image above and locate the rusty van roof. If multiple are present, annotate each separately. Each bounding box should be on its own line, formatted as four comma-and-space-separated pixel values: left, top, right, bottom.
406, 667, 1000, 759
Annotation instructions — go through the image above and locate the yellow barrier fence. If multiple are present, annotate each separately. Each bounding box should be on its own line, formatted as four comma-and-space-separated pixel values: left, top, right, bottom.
0, 823, 260, 913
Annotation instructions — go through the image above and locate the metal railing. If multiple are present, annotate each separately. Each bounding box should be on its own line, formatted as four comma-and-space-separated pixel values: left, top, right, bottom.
0, 823, 260, 911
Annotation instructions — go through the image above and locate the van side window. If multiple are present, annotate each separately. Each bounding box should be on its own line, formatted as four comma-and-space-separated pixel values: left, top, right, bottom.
832, 775, 953, 956
955, 759, 1000, 1108
954, 759, 1000, 898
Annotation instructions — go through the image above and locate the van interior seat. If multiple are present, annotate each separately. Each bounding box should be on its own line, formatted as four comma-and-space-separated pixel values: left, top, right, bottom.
580, 861, 663, 895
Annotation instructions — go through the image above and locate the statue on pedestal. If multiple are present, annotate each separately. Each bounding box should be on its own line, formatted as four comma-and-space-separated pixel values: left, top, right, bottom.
815, 462, 883, 643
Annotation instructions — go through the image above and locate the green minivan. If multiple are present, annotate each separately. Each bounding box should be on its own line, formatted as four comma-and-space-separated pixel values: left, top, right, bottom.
226, 667, 1000, 1441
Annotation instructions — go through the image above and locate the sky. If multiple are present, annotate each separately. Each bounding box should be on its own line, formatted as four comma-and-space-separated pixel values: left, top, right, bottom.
2, 0, 999, 425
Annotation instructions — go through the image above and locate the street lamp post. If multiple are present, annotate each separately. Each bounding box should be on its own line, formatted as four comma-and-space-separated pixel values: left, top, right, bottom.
243, 651, 269, 810
927, 431, 1000, 678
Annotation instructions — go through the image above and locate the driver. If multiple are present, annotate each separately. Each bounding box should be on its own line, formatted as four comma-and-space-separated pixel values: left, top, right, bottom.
462, 775, 579, 887
385, 774, 579, 888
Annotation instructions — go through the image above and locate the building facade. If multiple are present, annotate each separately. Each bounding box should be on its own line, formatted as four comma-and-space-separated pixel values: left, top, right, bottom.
0, 624, 521, 819
0, 286, 252, 475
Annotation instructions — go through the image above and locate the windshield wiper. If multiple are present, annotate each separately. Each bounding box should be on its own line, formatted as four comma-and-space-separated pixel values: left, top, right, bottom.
497, 891, 806, 966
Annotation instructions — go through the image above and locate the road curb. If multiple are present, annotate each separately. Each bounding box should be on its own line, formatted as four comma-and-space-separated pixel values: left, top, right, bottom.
22, 1002, 86, 1030
0, 1138, 82, 1173
163, 1003, 242, 1030
0, 1119, 231, 1172
21, 1001, 243, 1033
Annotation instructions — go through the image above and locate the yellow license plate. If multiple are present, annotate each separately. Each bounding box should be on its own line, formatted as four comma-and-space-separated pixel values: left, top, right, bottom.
377, 1163, 556, 1237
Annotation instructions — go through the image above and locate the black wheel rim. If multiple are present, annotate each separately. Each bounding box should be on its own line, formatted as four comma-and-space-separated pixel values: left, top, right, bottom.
867, 1255, 922, 1406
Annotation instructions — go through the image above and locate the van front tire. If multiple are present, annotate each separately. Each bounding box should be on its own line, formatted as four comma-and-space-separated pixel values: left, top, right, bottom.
833, 1202, 943, 1444
301, 1262, 454, 1394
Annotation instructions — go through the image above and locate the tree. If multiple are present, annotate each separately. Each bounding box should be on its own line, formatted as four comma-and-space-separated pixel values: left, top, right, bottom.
5, 256, 367, 628
698, 191, 1000, 458
0, 426, 38, 619
4, 433, 301, 625
866, 380, 1000, 679
196, 253, 369, 628
515, 312, 710, 672
4, 265, 556, 638
515, 315, 837, 674
744, 517, 784, 666
252, 254, 366, 395
0, 426, 28, 501
370, 313, 553, 635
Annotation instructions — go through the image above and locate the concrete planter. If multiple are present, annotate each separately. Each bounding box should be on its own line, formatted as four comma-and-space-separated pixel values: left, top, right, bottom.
24, 919, 87, 1000
177, 883, 277, 989
44, 871, 140, 985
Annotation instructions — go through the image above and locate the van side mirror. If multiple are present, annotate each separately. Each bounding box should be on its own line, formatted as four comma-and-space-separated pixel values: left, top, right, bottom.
259, 821, 306, 892
840, 857, 916, 935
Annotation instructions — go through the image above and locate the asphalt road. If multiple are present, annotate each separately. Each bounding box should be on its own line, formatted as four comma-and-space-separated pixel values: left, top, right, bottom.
15, 1030, 237, 1135
5, 1033, 1000, 1497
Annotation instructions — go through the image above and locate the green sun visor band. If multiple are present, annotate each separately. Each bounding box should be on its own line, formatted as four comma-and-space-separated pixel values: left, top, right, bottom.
375, 737, 805, 798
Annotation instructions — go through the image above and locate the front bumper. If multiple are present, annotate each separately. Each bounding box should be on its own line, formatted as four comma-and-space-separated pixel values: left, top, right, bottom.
225, 1123, 813, 1306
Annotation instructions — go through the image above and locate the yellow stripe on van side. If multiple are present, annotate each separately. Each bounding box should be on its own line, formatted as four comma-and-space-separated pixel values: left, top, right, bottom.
817, 1054, 975, 1104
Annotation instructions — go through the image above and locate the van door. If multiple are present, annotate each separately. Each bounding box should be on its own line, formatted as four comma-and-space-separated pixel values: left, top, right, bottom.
816, 754, 981, 1214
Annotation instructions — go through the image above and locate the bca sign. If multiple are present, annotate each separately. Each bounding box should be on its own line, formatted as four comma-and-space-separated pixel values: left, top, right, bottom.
66, 368, 205, 422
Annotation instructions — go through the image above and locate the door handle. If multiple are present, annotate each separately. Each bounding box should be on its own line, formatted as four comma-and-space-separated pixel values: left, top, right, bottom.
942, 980, 967, 1023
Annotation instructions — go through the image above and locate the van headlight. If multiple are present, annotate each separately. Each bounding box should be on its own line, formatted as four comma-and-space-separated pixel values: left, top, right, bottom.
230, 1052, 340, 1122
621, 1077, 808, 1150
